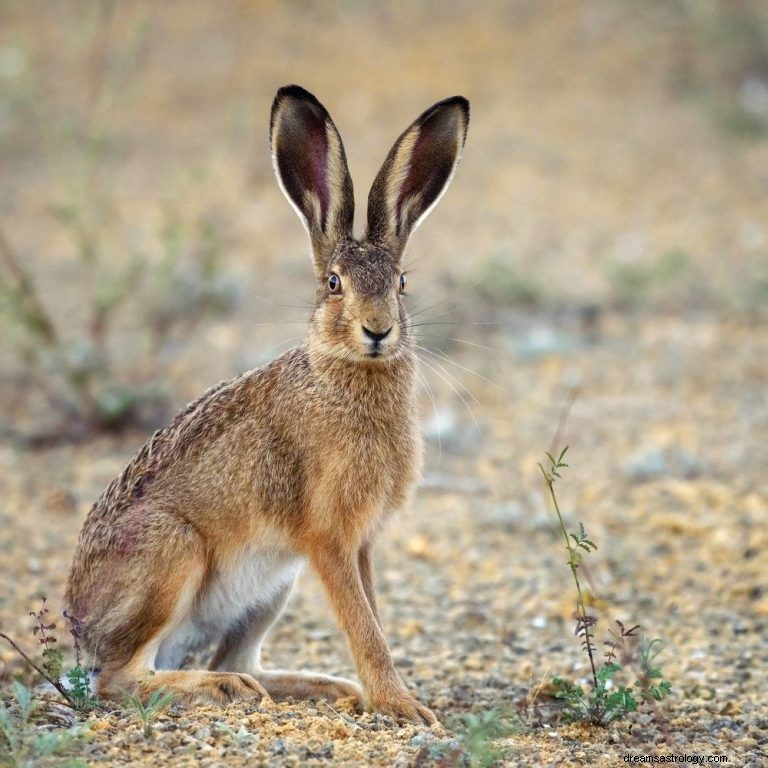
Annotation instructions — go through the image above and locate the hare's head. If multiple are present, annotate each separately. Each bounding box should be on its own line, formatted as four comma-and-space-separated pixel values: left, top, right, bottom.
271, 85, 469, 363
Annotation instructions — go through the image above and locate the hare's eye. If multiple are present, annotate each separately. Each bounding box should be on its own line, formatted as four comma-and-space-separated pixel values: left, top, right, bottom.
328, 273, 342, 294
399, 274, 407, 293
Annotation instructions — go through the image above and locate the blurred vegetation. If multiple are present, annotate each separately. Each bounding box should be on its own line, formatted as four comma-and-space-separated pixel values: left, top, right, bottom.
649, 0, 768, 137
0, 682, 89, 768
0, 2, 238, 442
0, 193, 237, 441
474, 253, 544, 309
604, 249, 691, 309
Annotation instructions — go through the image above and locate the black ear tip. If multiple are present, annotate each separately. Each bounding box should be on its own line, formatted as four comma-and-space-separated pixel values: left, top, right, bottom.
445, 95, 470, 122
269, 85, 330, 136
275, 84, 317, 103
271, 84, 325, 124
418, 95, 470, 132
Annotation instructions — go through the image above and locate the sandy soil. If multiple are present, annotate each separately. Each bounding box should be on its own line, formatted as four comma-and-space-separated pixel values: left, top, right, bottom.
1, 2, 767, 766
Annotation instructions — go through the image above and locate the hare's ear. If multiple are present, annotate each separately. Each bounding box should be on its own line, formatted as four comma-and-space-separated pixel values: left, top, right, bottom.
271, 85, 354, 276
366, 96, 469, 257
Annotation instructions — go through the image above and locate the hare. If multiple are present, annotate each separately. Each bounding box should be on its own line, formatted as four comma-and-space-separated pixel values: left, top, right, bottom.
65, 85, 469, 726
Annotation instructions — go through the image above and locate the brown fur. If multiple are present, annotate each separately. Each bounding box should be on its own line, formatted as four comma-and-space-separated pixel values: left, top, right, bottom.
66, 85, 469, 726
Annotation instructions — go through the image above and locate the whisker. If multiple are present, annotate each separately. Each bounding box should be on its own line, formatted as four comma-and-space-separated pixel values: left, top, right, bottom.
407, 294, 458, 317
407, 305, 462, 320
415, 366, 441, 461
406, 278, 483, 315
409, 321, 501, 328
240, 287, 314, 310
254, 334, 303, 361
416, 346, 485, 409
417, 354, 478, 425
419, 333, 498, 352
417, 343, 505, 392
250, 320, 309, 326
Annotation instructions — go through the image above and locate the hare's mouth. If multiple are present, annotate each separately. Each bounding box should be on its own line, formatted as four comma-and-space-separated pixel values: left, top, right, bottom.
357, 323, 398, 360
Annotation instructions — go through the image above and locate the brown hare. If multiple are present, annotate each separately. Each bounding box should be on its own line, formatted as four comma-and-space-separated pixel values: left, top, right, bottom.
65, 85, 469, 726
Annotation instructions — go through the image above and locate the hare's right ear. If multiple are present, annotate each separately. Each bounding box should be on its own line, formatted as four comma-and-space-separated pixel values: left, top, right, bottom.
271, 85, 354, 277
366, 96, 469, 257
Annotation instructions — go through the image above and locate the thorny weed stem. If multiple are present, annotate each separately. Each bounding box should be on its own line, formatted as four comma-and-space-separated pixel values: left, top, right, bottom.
539, 447, 599, 689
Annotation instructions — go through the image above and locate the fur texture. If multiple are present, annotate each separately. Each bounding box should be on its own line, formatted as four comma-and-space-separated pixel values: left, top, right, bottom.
66, 84, 469, 726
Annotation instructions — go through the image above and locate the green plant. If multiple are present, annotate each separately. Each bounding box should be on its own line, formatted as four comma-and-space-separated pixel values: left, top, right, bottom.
636, 636, 673, 705
552, 660, 639, 727
121, 688, 175, 739
29, 600, 63, 689
62, 612, 96, 712
412, 707, 518, 768
539, 448, 600, 686
0, 599, 98, 712
0, 682, 88, 768
539, 448, 672, 727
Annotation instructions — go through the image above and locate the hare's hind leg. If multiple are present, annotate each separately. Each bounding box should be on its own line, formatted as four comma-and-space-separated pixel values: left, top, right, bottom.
209, 581, 363, 704
94, 548, 268, 706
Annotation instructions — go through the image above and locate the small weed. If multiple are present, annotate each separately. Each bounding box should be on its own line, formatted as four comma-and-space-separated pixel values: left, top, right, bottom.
0, 599, 99, 712
636, 636, 674, 705
412, 707, 518, 767
29, 600, 63, 687
0, 682, 88, 768
539, 448, 672, 727
121, 688, 175, 739
62, 612, 95, 712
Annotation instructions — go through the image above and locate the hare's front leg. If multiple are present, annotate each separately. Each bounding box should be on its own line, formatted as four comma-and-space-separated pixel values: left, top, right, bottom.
358, 543, 382, 629
309, 541, 438, 726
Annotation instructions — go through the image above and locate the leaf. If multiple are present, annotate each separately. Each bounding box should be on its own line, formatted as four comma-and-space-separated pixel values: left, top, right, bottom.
11, 682, 34, 719
596, 663, 620, 683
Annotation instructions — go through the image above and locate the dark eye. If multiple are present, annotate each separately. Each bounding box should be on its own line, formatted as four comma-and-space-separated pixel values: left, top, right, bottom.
399, 274, 407, 293
328, 273, 342, 294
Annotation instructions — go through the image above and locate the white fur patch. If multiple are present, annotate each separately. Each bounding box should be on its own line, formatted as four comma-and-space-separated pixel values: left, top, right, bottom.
155, 548, 303, 669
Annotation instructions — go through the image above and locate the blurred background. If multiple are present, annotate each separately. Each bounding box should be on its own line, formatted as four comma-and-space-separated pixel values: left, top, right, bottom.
0, 0, 767, 761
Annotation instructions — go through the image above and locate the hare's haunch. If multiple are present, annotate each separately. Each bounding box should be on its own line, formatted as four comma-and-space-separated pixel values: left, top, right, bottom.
66, 85, 469, 726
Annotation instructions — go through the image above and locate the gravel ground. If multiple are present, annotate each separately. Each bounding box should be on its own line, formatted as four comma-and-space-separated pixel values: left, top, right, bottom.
1, 2, 767, 766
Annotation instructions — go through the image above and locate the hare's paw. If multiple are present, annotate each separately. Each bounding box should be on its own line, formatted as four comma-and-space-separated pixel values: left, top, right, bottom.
321, 677, 364, 704
137, 670, 271, 706
369, 691, 439, 727
209, 672, 270, 704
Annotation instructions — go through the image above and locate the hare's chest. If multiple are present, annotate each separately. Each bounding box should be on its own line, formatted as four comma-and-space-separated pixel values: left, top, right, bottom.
310, 416, 421, 537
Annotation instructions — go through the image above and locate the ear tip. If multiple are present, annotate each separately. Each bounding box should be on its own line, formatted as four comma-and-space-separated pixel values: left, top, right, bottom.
446, 96, 470, 125
275, 84, 316, 102
422, 95, 470, 136
271, 84, 324, 124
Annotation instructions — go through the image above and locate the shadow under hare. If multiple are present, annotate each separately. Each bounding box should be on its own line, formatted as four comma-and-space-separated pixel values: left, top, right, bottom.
66, 85, 469, 726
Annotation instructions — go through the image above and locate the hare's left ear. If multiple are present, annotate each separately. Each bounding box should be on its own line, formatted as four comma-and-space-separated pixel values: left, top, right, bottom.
271, 85, 355, 277
366, 96, 469, 258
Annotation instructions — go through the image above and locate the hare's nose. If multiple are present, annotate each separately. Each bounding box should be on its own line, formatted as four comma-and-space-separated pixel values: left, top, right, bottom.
362, 325, 392, 343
